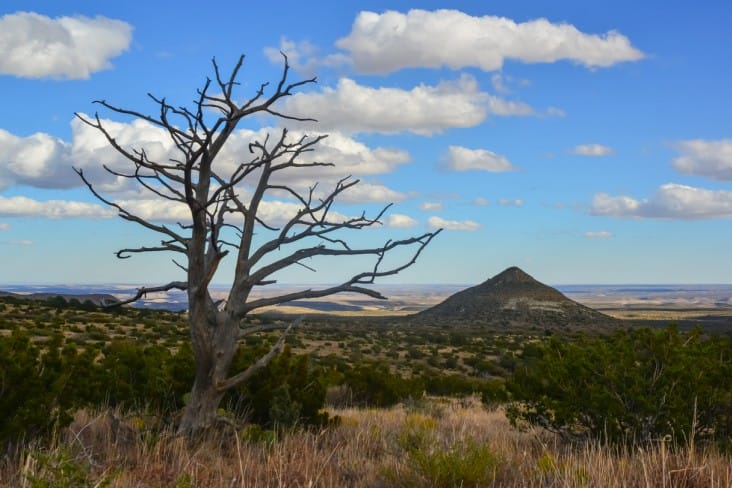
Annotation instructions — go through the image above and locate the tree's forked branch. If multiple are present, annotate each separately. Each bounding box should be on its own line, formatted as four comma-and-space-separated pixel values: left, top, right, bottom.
218, 317, 303, 391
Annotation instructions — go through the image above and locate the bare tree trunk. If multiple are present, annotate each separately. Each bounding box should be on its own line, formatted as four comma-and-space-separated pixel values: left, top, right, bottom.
177, 304, 240, 435
178, 370, 226, 435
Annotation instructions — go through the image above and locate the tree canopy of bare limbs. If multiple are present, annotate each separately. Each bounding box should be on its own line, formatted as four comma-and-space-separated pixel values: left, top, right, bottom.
74, 54, 440, 435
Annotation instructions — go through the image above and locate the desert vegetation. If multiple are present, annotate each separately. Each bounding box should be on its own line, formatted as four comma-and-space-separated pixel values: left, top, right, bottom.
1, 296, 730, 486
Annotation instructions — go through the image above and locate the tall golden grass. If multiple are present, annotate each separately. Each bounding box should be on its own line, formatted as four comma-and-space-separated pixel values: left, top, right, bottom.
2, 398, 729, 487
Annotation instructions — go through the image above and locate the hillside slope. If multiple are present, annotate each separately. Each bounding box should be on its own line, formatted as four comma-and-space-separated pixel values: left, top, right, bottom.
412, 266, 618, 329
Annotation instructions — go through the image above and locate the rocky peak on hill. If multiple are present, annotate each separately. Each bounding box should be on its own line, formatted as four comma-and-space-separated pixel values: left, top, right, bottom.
413, 266, 617, 329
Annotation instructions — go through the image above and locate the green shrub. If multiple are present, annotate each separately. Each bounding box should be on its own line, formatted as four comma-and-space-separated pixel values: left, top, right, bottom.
24, 446, 110, 488
341, 361, 423, 407
386, 414, 501, 487
230, 345, 330, 428
506, 326, 732, 446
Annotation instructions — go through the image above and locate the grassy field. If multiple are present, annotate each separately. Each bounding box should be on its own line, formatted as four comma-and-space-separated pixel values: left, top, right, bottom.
3, 398, 730, 487
1, 296, 730, 487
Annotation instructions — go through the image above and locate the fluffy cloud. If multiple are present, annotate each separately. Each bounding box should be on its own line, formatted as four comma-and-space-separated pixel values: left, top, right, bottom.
420, 201, 443, 211
334, 182, 407, 204
0, 196, 114, 219
0, 117, 409, 201
498, 198, 524, 207
283, 75, 490, 135
0, 223, 9, 231
116, 197, 354, 227
472, 197, 489, 206
0, 12, 132, 79
0, 129, 77, 190
672, 139, 732, 181
427, 215, 481, 231
591, 183, 732, 219
0, 193, 356, 229
387, 213, 418, 228
263, 37, 350, 76
584, 230, 614, 239
571, 144, 614, 156
487, 96, 535, 116
443, 145, 516, 172
336, 9, 644, 74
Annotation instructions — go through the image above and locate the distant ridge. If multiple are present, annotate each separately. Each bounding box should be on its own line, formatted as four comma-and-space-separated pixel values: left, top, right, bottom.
0, 290, 120, 307
412, 266, 618, 328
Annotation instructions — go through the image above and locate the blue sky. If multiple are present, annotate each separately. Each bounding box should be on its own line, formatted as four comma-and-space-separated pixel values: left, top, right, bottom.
1, 1, 731, 286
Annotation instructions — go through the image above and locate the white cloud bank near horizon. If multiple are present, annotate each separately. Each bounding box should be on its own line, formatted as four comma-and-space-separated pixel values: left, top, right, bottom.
0, 12, 132, 79
591, 183, 732, 220
335, 9, 644, 74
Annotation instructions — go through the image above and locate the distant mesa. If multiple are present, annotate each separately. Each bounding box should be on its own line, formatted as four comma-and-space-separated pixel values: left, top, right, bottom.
0, 291, 120, 307
412, 266, 618, 328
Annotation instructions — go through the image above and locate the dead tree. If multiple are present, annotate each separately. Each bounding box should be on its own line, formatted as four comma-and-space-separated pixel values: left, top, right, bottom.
75, 54, 440, 435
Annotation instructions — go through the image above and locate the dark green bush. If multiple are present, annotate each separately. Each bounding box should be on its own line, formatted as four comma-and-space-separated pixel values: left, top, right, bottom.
341, 361, 424, 407
229, 345, 330, 428
506, 327, 732, 446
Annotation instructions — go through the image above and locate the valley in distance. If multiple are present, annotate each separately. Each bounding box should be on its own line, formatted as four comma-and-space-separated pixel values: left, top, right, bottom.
3, 266, 732, 331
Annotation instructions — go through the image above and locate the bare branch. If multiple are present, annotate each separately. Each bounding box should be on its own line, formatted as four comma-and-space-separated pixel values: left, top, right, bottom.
217, 317, 303, 391
116, 244, 187, 259
110, 281, 188, 307
74, 167, 188, 245
244, 230, 441, 312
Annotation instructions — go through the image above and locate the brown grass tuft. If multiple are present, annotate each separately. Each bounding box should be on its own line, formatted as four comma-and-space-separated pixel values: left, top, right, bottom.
1, 399, 729, 487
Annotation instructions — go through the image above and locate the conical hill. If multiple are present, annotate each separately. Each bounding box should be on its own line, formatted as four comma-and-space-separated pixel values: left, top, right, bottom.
413, 266, 617, 328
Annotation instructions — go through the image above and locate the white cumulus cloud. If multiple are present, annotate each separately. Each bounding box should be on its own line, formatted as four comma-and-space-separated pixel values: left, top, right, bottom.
0, 117, 410, 199
387, 214, 418, 228
0, 11, 132, 79
571, 144, 614, 156
263, 37, 350, 76
336, 9, 644, 74
283, 75, 490, 135
487, 96, 535, 116
0, 196, 114, 219
420, 202, 443, 211
427, 215, 481, 231
444, 145, 516, 172
0, 129, 77, 190
672, 139, 732, 181
334, 182, 407, 204
591, 183, 732, 219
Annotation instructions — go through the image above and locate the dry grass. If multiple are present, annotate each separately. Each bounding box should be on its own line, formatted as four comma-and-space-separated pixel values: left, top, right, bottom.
2, 399, 730, 487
